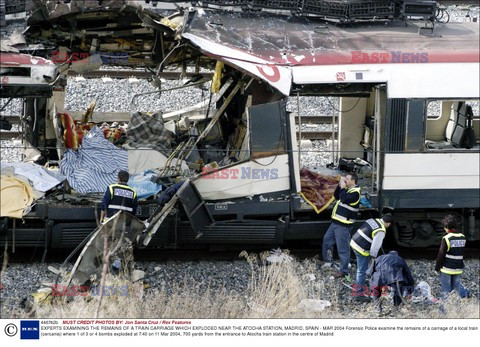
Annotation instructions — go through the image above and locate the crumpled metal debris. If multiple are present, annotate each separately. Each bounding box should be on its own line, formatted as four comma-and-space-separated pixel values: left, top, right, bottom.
63, 211, 145, 288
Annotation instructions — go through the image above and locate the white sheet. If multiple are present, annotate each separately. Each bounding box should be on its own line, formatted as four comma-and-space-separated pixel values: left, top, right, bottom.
1, 161, 63, 192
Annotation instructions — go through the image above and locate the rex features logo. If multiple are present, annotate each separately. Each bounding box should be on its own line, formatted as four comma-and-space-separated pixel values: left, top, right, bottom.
20, 320, 40, 339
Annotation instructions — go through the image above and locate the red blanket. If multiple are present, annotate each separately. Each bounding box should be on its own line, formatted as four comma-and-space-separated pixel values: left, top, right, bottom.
300, 168, 340, 214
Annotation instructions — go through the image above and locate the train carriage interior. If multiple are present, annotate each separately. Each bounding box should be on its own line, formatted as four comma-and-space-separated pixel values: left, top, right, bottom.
2, 74, 389, 222
425, 99, 480, 150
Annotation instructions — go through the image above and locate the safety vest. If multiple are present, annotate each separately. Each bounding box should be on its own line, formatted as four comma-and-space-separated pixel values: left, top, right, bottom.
331, 186, 361, 225
350, 218, 386, 256
106, 183, 137, 217
440, 232, 466, 275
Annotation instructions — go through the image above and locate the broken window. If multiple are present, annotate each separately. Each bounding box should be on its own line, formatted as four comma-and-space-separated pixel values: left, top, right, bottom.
249, 101, 286, 159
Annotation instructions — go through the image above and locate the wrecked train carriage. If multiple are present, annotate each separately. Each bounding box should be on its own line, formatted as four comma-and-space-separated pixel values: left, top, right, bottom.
1, 3, 480, 252
148, 9, 480, 248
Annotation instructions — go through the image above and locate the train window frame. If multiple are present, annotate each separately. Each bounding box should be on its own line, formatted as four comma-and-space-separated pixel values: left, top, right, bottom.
426, 99, 480, 120
424, 98, 480, 149
249, 100, 286, 159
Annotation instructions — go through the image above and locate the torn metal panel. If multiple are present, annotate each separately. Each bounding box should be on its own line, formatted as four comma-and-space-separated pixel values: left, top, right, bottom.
176, 179, 214, 235
140, 179, 213, 246
0, 52, 59, 97
0, 52, 56, 67
0, 30, 26, 53
20, 4, 480, 93
193, 154, 291, 200
24, 1, 174, 68
140, 194, 179, 247
27, 0, 127, 23
183, 33, 292, 95
65, 211, 145, 287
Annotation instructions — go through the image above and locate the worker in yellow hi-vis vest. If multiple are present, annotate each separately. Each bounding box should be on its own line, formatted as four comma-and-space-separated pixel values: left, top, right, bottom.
321, 173, 361, 279
435, 215, 470, 300
100, 170, 138, 223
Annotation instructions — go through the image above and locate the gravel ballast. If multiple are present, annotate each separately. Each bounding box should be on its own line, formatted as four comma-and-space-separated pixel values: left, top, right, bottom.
0, 256, 478, 318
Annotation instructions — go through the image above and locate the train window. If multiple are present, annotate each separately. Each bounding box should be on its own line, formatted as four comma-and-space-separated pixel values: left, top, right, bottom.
249, 101, 286, 159
426, 100, 441, 120
472, 101, 480, 119
425, 99, 480, 149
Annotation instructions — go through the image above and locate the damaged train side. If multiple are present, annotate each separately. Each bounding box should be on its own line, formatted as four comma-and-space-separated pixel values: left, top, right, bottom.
1, 1, 479, 254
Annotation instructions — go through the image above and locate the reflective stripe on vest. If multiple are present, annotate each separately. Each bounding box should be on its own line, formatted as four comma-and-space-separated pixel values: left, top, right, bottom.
440, 232, 465, 275
107, 204, 133, 212
331, 186, 361, 225
350, 218, 386, 256
338, 202, 360, 212
445, 254, 463, 260
350, 239, 369, 257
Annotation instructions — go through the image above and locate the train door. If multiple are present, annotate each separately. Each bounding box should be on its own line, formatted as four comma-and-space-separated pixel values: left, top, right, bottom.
330, 86, 387, 210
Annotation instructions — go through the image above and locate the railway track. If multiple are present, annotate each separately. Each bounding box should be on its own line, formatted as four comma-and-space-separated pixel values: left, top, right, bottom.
0, 130, 334, 141
2, 114, 335, 124
298, 131, 333, 140
67, 70, 213, 80
0, 130, 21, 140
4, 244, 478, 264
1, 115, 336, 140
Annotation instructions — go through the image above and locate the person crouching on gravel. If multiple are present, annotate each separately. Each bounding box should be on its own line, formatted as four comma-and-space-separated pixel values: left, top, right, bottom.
367, 251, 415, 314
435, 215, 470, 302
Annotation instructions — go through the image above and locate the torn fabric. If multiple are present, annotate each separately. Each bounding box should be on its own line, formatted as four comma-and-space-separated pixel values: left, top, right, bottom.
60, 127, 128, 193
127, 146, 188, 175
128, 171, 162, 199
126, 112, 175, 156
1, 161, 63, 192
300, 168, 339, 214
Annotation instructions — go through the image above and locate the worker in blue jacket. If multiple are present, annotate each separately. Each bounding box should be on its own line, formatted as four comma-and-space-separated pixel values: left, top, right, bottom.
367, 250, 415, 312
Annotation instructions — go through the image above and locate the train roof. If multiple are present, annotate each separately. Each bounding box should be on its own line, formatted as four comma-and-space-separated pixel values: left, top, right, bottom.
185, 11, 480, 66
18, 2, 480, 97
183, 11, 479, 96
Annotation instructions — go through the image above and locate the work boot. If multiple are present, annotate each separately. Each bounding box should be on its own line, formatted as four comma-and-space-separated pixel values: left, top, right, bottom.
333, 271, 346, 279
354, 295, 372, 303
374, 298, 383, 315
